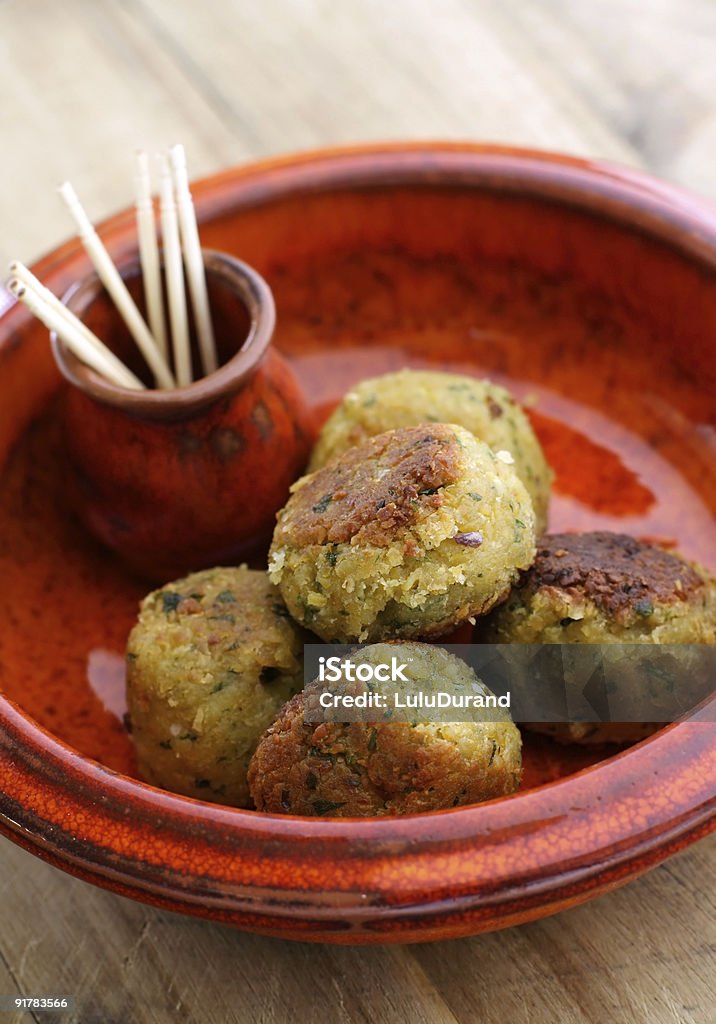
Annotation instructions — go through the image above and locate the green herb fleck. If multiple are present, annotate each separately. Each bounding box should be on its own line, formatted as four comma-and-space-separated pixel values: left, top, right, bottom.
158, 739, 172, 750
368, 728, 379, 752
309, 746, 336, 763
127, 651, 138, 662
469, 492, 483, 502
216, 590, 236, 604
161, 591, 182, 613
312, 493, 333, 514
635, 599, 654, 618
300, 600, 317, 623
312, 800, 346, 816
326, 550, 338, 566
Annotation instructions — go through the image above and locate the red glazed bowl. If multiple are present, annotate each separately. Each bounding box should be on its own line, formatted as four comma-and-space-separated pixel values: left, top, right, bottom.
0, 143, 714, 944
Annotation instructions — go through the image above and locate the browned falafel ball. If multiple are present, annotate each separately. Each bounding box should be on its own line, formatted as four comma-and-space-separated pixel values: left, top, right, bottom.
247, 642, 522, 816
479, 531, 716, 644
308, 369, 553, 533
476, 531, 716, 744
126, 566, 304, 806
268, 423, 536, 643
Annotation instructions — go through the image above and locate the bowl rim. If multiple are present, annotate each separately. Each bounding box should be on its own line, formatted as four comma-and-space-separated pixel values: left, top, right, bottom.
1, 141, 715, 940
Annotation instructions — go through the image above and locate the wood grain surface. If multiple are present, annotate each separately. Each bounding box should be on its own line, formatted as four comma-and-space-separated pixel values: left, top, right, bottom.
0, 1, 714, 1021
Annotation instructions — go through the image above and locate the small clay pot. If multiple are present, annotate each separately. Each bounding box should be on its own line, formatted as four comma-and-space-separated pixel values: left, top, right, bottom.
51, 250, 310, 581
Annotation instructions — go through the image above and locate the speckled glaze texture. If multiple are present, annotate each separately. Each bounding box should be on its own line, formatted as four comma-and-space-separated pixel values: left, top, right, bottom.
0, 144, 714, 943
0, 700, 713, 941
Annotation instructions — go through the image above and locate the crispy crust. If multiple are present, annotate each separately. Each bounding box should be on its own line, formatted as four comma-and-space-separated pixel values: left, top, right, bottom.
270, 423, 537, 643
306, 369, 554, 534
248, 690, 522, 817
522, 532, 704, 622
279, 424, 462, 548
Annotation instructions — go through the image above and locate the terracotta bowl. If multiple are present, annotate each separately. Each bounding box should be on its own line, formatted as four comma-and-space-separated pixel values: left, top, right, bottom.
0, 143, 714, 944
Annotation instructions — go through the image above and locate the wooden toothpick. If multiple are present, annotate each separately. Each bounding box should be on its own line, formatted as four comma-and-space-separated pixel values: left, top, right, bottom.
170, 143, 218, 377
159, 155, 192, 386
134, 151, 168, 360
9, 260, 145, 390
8, 276, 144, 390
59, 181, 175, 388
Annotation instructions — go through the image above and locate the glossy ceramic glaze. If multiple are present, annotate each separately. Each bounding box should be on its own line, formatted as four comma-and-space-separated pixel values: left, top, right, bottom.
52, 250, 310, 581
0, 144, 714, 943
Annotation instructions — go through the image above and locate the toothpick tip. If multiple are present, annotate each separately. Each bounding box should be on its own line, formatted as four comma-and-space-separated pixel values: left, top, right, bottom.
169, 144, 189, 180
58, 181, 82, 210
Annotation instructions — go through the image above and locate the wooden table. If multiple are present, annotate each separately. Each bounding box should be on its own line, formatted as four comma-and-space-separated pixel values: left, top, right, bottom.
0, 1, 714, 1021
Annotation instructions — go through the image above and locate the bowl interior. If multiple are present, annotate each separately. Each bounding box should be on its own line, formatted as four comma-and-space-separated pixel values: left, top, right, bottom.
1, 158, 715, 795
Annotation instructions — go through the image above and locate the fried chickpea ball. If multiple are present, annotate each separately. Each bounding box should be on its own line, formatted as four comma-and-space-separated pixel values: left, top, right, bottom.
126, 567, 304, 806
269, 423, 537, 643
248, 642, 522, 816
308, 370, 552, 533
476, 532, 716, 744
479, 532, 716, 644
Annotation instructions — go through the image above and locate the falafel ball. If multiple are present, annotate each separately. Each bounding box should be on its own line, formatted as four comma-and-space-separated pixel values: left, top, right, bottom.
476, 531, 716, 744
479, 531, 716, 644
248, 642, 522, 816
126, 566, 304, 806
269, 423, 537, 643
308, 370, 552, 533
